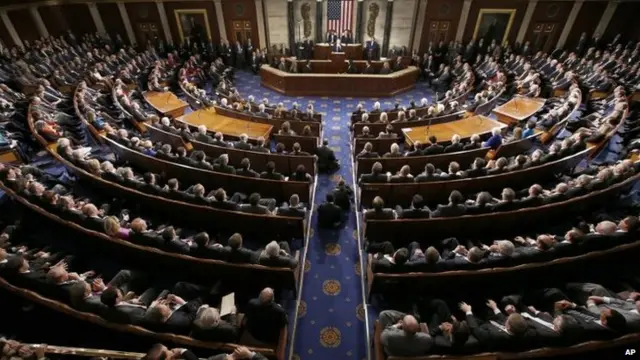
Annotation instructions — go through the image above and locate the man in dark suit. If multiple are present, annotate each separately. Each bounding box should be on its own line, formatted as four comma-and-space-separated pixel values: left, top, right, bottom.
365, 38, 380, 60
191, 232, 230, 261
99, 284, 160, 325
364, 196, 396, 220
211, 189, 241, 211
341, 30, 353, 44
244, 287, 288, 344
431, 190, 466, 218
326, 31, 338, 44
260, 161, 285, 180
317, 193, 344, 228
225, 233, 259, 264
331, 179, 353, 211
315, 139, 339, 172
144, 292, 203, 335
191, 305, 241, 343
461, 300, 538, 352
432, 66, 452, 92
396, 194, 430, 219
276, 194, 307, 217
258, 241, 298, 268
415, 163, 440, 183
422, 136, 444, 155
239, 193, 273, 215
363, 60, 376, 74
236, 158, 260, 177
359, 162, 389, 184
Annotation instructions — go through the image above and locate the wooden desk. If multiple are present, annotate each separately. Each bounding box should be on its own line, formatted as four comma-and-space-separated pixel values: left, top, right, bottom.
313, 43, 331, 60
143, 91, 189, 118
286, 57, 412, 74
261, 65, 419, 97
177, 108, 273, 141
402, 115, 505, 146
314, 43, 363, 60
492, 97, 546, 125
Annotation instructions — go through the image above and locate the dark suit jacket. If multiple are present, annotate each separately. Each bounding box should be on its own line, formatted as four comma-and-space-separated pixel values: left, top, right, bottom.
244, 298, 288, 344
423, 144, 444, 155
317, 202, 343, 228
431, 204, 466, 218
259, 254, 298, 268
466, 312, 538, 351
191, 316, 241, 343
359, 173, 388, 184
364, 209, 395, 220
397, 208, 430, 219
444, 143, 464, 153
240, 204, 271, 215
225, 247, 258, 263
152, 299, 202, 335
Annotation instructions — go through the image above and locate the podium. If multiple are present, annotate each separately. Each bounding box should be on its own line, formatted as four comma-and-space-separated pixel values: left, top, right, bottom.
313, 43, 331, 60
345, 44, 363, 60
314, 43, 363, 60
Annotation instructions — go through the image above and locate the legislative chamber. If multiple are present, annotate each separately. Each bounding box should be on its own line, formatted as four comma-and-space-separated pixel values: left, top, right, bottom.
1, 0, 640, 360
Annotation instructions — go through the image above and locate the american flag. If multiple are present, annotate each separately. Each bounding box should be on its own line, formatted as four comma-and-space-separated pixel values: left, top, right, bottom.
327, 0, 354, 36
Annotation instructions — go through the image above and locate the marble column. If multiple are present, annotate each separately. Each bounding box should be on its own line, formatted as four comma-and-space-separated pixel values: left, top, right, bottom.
556, 0, 583, 49
516, 0, 538, 44
117, 2, 137, 45
213, 0, 228, 41
255, 0, 267, 48
411, 0, 427, 51
355, 0, 364, 43
315, 0, 323, 42
455, 0, 472, 42
594, 0, 618, 38
29, 6, 48, 38
87, 2, 107, 37
156, 1, 174, 43
288, 0, 295, 51
382, 0, 393, 57
0, 11, 23, 48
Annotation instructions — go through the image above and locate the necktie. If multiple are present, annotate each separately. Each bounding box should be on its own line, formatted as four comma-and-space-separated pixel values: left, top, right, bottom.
489, 320, 509, 334
521, 312, 554, 330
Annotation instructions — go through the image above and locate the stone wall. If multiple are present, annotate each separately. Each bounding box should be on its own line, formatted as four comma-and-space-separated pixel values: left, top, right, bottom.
264, 0, 288, 47
389, 0, 417, 49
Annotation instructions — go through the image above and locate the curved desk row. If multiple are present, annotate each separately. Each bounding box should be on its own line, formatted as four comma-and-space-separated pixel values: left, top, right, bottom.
260, 65, 419, 97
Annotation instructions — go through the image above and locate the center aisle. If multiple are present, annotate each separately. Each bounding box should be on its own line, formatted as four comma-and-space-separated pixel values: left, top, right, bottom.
233, 71, 431, 360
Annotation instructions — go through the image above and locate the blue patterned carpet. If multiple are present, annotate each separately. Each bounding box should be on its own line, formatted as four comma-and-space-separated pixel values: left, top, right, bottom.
233, 71, 433, 360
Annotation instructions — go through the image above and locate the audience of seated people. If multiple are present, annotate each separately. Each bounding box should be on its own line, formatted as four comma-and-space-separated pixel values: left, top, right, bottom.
360, 158, 635, 218
358, 132, 588, 183
379, 281, 640, 356
368, 214, 638, 272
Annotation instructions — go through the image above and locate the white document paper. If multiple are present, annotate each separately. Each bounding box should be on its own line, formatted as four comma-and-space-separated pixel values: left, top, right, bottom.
220, 292, 235, 316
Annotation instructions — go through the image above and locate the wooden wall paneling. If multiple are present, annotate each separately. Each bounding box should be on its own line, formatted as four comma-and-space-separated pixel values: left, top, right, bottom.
163, 1, 220, 45
62, 4, 96, 37
603, 1, 640, 43
8, 9, 39, 43
565, 1, 607, 50
125, 2, 163, 46
97, 3, 127, 41
419, 0, 463, 54
221, 0, 258, 46
524, 1, 571, 52
38, 5, 67, 38
463, 0, 528, 45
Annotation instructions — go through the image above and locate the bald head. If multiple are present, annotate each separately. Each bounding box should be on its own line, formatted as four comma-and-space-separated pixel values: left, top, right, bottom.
402, 314, 420, 334
259, 287, 274, 304
595, 221, 618, 235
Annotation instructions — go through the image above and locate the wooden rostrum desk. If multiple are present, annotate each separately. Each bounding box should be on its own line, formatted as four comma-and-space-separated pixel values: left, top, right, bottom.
260, 64, 419, 97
